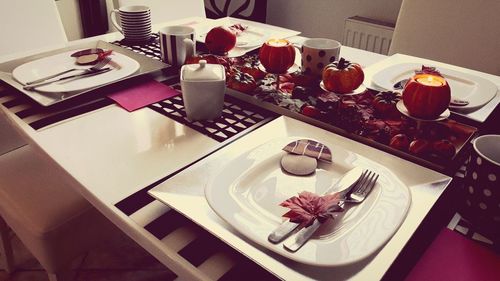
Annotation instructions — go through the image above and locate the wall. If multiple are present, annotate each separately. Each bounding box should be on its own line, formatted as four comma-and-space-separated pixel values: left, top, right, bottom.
266, 0, 403, 42
57, 0, 403, 41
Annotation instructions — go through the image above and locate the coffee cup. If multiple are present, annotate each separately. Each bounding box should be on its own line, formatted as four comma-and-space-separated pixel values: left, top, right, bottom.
110, 5, 152, 42
159, 26, 196, 66
462, 134, 500, 238
300, 38, 341, 78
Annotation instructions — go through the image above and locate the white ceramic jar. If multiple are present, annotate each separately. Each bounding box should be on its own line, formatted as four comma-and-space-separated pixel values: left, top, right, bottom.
180, 60, 226, 120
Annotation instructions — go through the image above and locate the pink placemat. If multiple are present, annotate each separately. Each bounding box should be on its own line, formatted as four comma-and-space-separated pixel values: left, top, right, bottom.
108, 79, 180, 112
405, 228, 500, 281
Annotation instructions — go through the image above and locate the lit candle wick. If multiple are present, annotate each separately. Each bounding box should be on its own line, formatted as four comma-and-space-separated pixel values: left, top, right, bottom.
268, 39, 288, 47
416, 75, 443, 86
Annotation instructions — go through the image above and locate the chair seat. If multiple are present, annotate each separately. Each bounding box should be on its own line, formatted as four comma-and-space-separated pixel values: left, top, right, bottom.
405, 228, 500, 281
0, 145, 115, 273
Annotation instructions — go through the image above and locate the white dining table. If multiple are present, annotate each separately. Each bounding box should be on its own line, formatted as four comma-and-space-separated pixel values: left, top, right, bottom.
0, 16, 496, 280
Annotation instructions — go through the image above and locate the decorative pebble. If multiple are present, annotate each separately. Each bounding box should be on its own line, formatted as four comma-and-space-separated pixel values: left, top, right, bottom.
281, 154, 317, 176
283, 139, 332, 163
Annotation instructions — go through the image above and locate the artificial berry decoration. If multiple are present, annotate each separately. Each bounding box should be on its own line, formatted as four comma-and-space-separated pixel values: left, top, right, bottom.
227, 70, 257, 94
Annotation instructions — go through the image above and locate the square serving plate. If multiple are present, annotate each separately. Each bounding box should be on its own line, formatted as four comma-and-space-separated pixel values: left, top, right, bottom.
148, 116, 451, 281
0, 40, 169, 107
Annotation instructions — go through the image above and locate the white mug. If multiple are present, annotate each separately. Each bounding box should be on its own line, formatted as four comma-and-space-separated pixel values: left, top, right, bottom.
300, 38, 341, 78
110, 5, 152, 42
159, 26, 196, 66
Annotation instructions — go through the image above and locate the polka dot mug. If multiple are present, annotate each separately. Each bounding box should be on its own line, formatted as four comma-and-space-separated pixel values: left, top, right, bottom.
462, 134, 500, 238
300, 38, 341, 78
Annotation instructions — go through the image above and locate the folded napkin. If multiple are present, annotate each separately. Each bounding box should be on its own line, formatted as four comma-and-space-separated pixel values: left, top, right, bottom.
108, 79, 180, 112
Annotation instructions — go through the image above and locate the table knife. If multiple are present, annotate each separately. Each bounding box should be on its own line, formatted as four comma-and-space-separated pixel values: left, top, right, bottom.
23, 67, 112, 91
268, 167, 363, 244
284, 170, 377, 252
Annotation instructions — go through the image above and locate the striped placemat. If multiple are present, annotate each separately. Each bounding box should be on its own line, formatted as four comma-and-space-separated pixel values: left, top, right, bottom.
0, 81, 114, 130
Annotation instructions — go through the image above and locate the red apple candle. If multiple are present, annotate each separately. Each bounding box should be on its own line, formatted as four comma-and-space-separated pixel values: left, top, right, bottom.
402, 73, 451, 119
259, 39, 295, 74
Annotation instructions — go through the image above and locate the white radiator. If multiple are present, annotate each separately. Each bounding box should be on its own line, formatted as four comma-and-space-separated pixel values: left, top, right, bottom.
342, 16, 395, 55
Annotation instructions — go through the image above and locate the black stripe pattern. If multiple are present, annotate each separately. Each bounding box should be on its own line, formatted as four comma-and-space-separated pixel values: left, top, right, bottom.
0, 81, 114, 130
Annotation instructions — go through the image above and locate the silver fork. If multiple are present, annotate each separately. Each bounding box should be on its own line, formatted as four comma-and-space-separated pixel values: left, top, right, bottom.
25, 57, 111, 85
283, 170, 379, 252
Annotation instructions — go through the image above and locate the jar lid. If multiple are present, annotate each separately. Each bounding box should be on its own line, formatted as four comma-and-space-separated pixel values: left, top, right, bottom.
181, 60, 225, 81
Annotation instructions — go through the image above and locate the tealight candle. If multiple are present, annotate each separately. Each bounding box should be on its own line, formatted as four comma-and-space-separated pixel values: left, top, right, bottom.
416, 75, 445, 87
259, 38, 295, 74
402, 73, 451, 119
267, 39, 289, 47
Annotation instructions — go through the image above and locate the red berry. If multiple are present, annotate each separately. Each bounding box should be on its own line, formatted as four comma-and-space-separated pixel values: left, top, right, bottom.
301, 105, 322, 118
389, 134, 410, 151
432, 139, 456, 158
409, 139, 430, 155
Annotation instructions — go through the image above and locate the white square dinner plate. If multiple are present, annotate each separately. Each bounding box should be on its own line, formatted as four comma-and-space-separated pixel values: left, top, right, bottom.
204, 137, 411, 266
193, 17, 300, 56
371, 62, 497, 112
12, 51, 139, 93
149, 116, 453, 280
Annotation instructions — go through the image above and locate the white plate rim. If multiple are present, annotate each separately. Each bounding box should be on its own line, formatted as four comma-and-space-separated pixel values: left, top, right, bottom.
371, 63, 497, 111
204, 137, 411, 266
12, 51, 140, 93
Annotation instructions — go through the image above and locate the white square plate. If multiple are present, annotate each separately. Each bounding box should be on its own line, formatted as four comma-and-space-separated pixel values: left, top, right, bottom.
204, 137, 411, 266
12, 51, 139, 93
372, 63, 497, 112
193, 17, 300, 56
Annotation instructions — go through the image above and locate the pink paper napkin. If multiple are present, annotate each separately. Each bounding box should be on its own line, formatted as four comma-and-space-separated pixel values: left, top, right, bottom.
405, 228, 500, 281
108, 79, 180, 112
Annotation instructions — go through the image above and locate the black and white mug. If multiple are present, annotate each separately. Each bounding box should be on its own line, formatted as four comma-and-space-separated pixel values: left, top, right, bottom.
300, 38, 341, 78
159, 26, 196, 66
462, 134, 500, 237
110, 5, 152, 42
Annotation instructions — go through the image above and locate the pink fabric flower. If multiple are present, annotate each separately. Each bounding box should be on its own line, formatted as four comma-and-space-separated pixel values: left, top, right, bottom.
280, 191, 343, 227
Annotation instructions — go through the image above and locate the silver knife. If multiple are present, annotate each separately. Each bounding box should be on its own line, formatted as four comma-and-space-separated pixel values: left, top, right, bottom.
284, 170, 377, 252
23, 67, 112, 91
268, 167, 363, 244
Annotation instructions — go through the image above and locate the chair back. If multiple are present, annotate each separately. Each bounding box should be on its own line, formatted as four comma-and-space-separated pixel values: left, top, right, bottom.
204, 0, 267, 23
115, 0, 206, 24
0, 0, 67, 57
388, 0, 500, 75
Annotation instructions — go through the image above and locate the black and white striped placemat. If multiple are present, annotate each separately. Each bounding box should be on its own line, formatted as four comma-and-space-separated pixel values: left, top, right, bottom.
0, 81, 114, 130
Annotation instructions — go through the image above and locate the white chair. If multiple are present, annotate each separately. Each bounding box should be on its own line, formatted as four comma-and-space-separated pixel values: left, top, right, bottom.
0, 0, 67, 57
114, 0, 206, 24
388, 0, 500, 75
0, 1, 116, 280
204, 0, 268, 22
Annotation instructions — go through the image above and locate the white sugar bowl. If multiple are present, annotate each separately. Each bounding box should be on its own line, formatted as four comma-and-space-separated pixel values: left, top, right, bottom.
180, 60, 226, 121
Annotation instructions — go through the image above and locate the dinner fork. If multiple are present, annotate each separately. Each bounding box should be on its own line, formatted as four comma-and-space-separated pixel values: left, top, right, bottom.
283, 170, 379, 252
25, 57, 111, 85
